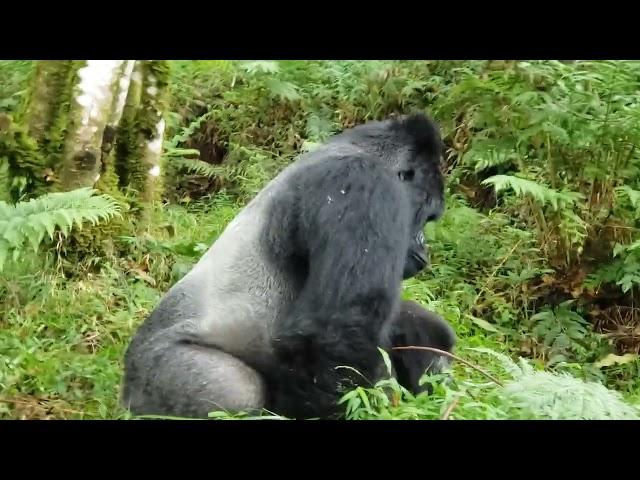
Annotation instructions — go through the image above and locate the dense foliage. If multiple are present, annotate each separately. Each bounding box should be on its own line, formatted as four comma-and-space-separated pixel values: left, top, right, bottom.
1, 60, 639, 419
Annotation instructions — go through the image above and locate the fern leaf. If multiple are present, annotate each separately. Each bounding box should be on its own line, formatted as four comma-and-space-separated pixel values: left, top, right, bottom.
471, 348, 640, 419
502, 371, 639, 420
0, 188, 121, 270
482, 175, 583, 210
265, 78, 301, 102
238, 61, 280, 75
172, 158, 225, 179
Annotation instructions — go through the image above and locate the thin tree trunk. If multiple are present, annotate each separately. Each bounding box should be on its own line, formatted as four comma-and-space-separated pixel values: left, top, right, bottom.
21, 61, 75, 142
58, 61, 125, 191
114, 60, 169, 210
0, 114, 14, 201
96, 60, 136, 193
16, 61, 80, 194
114, 62, 144, 189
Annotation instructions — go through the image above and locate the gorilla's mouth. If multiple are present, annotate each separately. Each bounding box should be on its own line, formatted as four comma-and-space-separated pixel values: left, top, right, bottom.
411, 249, 428, 268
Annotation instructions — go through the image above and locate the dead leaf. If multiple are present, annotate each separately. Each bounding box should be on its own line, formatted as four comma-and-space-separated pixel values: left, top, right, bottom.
541, 274, 555, 285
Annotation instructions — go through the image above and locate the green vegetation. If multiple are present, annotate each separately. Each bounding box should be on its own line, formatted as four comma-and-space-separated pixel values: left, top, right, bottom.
1, 60, 639, 419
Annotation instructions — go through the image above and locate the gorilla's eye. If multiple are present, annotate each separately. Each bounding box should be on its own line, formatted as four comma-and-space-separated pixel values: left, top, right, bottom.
398, 169, 415, 182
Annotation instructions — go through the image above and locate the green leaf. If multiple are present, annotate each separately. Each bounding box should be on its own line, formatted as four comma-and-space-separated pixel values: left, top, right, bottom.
238, 61, 280, 75
467, 314, 500, 333
165, 148, 201, 158
357, 388, 372, 412
265, 79, 301, 102
0, 188, 120, 271
378, 347, 393, 376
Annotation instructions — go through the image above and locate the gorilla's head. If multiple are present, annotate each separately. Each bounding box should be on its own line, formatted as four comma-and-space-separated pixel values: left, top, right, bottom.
329, 113, 445, 278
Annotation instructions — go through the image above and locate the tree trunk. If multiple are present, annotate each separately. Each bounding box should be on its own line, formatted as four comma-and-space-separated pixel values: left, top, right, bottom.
0, 113, 15, 201
114, 62, 143, 189
58, 61, 125, 191
21, 61, 75, 143
95, 60, 136, 193
5, 60, 169, 212
15, 61, 81, 195
114, 60, 169, 211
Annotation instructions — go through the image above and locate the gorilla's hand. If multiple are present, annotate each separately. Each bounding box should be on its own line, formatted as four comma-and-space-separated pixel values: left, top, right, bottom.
383, 301, 456, 394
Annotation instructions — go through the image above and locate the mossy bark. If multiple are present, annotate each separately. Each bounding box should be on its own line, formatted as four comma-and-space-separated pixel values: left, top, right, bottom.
95, 61, 136, 195
57, 61, 125, 191
20, 61, 75, 142
0, 115, 11, 200
3, 60, 169, 212
15, 61, 83, 195
0, 157, 10, 202
114, 62, 143, 189
114, 61, 170, 212
0, 112, 42, 201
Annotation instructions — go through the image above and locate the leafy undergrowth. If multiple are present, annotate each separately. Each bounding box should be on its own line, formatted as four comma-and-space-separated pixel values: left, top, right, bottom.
1, 194, 638, 420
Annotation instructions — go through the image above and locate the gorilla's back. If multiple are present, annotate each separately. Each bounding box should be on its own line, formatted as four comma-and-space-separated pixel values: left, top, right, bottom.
138, 152, 325, 363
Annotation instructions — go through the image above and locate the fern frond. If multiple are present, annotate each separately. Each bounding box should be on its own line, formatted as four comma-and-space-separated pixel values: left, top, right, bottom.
471, 348, 640, 420
502, 370, 639, 420
165, 110, 215, 150
171, 158, 226, 179
617, 186, 640, 209
0, 188, 121, 270
464, 142, 517, 173
482, 175, 584, 210
265, 78, 301, 102
238, 61, 280, 75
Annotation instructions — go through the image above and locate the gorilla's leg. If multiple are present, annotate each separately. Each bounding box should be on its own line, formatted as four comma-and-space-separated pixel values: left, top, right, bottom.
123, 341, 266, 418
381, 300, 456, 394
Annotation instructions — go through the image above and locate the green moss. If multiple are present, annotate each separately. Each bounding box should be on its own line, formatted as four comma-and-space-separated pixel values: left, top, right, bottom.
0, 156, 10, 202
47, 61, 85, 193
115, 61, 170, 213
18, 61, 74, 137
129, 61, 169, 200
11, 61, 84, 196
94, 126, 121, 196
0, 113, 45, 200
114, 63, 143, 190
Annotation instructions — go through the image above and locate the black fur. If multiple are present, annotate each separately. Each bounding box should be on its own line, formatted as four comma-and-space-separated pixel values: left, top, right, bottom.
382, 300, 456, 394
257, 114, 448, 418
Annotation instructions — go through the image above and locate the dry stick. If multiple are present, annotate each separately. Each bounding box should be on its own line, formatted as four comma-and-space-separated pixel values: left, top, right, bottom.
441, 397, 460, 420
391, 346, 504, 387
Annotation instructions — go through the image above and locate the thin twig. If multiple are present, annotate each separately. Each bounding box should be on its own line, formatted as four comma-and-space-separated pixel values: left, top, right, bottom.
473, 237, 523, 306
441, 397, 460, 420
391, 346, 504, 387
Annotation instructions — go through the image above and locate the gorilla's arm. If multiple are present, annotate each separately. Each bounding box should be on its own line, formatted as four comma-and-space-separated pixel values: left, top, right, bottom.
267, 156, 412, 418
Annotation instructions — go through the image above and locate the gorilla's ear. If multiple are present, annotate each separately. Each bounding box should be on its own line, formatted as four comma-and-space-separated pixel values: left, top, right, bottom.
394, 113, 443, 162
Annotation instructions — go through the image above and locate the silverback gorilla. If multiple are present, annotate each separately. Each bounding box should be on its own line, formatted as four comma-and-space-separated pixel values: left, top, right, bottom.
122, 113, 456, 419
